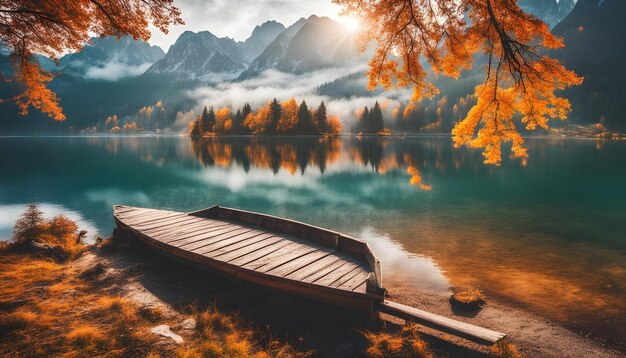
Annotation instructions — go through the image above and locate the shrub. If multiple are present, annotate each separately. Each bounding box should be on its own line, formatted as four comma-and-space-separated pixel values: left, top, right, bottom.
363, 323, 432, 358
9, 205, 86, 261
450, 287, 487, 308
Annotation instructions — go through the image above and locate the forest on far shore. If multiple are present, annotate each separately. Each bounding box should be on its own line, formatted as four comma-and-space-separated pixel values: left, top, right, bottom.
190, 98, 393, 137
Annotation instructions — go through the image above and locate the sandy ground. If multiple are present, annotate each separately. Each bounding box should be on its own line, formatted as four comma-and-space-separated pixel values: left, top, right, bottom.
76, 242, 625, 357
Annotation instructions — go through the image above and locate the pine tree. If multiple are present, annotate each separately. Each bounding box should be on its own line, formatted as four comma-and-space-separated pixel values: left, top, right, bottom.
12, 204, 45, 245
190, 114, 203, 138
240, 103, 252, 134
207, 107, 216, 132
233, 109, 243, 134
370, 101, 384, 133
358, 106, 370, 133
269, 98, 282, 133
297, 100, 313, 134
314, 101, 327, 133
241, 103, 252, 121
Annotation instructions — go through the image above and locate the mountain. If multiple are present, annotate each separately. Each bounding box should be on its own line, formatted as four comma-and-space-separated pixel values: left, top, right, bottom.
239, 20, 285, 62
145, 30, 247, 79
240, 16, 361, 79
56, 36, 165, 80
519, 0, 576, 28
552, 0, 626, 128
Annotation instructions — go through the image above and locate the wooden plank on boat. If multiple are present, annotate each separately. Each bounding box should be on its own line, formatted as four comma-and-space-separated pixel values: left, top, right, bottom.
263, 250, 334, 277
146, 220, 228, 240
379, 300, 506, 345
242, 244, 319, 272
165, 224, 245, 247
153, 220, 231, 240
194, 231, 270, 256
285, 255, 344, 281
155, 221, 234, 243
178, 227, 255, 252
209, 234, 282, 260
227, 239, 296, 266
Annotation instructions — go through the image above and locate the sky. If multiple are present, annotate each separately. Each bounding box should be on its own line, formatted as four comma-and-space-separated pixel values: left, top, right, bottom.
148, 0, 345, 51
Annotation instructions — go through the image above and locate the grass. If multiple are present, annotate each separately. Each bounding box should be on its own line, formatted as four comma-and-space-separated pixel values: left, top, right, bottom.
491, 339, 523, 358
362, 323, 433, 358
450, 287, 487, 308
0, 248, 312, 357
176, 303, 312, 358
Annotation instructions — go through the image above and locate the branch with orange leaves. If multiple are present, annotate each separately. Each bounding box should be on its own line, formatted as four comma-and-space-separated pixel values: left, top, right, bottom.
334, 0, 582, 164
0, 0, 183, 121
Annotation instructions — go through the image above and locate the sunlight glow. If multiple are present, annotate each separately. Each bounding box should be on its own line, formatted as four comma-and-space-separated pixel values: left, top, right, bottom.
340, 15, 361, 32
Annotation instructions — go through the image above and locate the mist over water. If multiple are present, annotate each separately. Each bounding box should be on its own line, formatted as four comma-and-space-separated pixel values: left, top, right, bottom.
0, 135, 624, 341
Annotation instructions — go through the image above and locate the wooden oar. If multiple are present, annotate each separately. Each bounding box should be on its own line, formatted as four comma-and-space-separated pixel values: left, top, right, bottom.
379, 300, 506, 345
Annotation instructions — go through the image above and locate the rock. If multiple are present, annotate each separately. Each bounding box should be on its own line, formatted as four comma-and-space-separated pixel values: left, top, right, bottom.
28, 241, 69, 262
179, 318, 196, 331
151, 324, 183, 344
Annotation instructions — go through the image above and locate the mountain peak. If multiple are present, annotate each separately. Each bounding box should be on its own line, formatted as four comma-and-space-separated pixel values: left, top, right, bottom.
241, 20, 285, 61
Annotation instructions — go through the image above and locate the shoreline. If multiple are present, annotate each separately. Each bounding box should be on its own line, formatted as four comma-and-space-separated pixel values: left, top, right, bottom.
386, 282, 624, 357
62, 244, 626, 356
1, 132, 625, 141
1, 239, 623, 357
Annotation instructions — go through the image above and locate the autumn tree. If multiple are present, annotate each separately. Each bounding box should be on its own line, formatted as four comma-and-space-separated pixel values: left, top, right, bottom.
277, 97, 299, 133
244, 101, 271, 134
213, 107, 233, 134
334, 0, 582, 164
328, 115, 342, 134
0, 0, 183, 121
314, 101, 328, 133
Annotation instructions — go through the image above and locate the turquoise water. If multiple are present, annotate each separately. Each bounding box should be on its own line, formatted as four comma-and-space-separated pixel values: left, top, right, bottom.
1, 135, 624, 341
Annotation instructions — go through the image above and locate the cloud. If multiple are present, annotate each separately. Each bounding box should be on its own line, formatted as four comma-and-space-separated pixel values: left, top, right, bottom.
186, 64, 412, 129
84, 61, 153, 81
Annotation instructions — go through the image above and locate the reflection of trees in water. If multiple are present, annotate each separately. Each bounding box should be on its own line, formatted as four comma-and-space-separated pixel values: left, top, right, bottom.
190, 137, 343, 175
189, 137, 433, 189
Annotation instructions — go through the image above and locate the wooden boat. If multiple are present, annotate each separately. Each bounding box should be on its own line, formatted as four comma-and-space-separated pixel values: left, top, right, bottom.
113, 205, 386, 312
113, 204, 506, 345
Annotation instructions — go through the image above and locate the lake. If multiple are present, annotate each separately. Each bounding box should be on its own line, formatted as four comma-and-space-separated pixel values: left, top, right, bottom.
1, 135, 624, 343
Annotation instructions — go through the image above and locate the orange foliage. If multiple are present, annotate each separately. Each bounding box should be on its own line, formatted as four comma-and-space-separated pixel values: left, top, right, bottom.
12, 61, 65, 120
1, 0, 183, 120
327, 115, 342, 134
334, 0, 582, 164
243, 102, 271, 134
277, 98, 298, 133
214, 107, 233, 133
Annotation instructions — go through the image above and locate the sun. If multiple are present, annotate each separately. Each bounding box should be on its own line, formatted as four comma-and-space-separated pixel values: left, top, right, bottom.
340, 15, 361, 32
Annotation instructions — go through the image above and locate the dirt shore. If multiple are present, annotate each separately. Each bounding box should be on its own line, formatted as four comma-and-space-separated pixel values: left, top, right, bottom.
76, 241, 624, 357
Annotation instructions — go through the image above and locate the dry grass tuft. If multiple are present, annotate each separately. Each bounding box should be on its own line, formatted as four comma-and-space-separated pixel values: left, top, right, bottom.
450, 287, 487, 308
362, 322, 433, 358
0, 308, 38, 333
491, 338, 523, 358
66, 325, 105, 350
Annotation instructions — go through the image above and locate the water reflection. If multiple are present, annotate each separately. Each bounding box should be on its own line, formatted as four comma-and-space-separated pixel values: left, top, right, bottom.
188, 137, 433, 189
